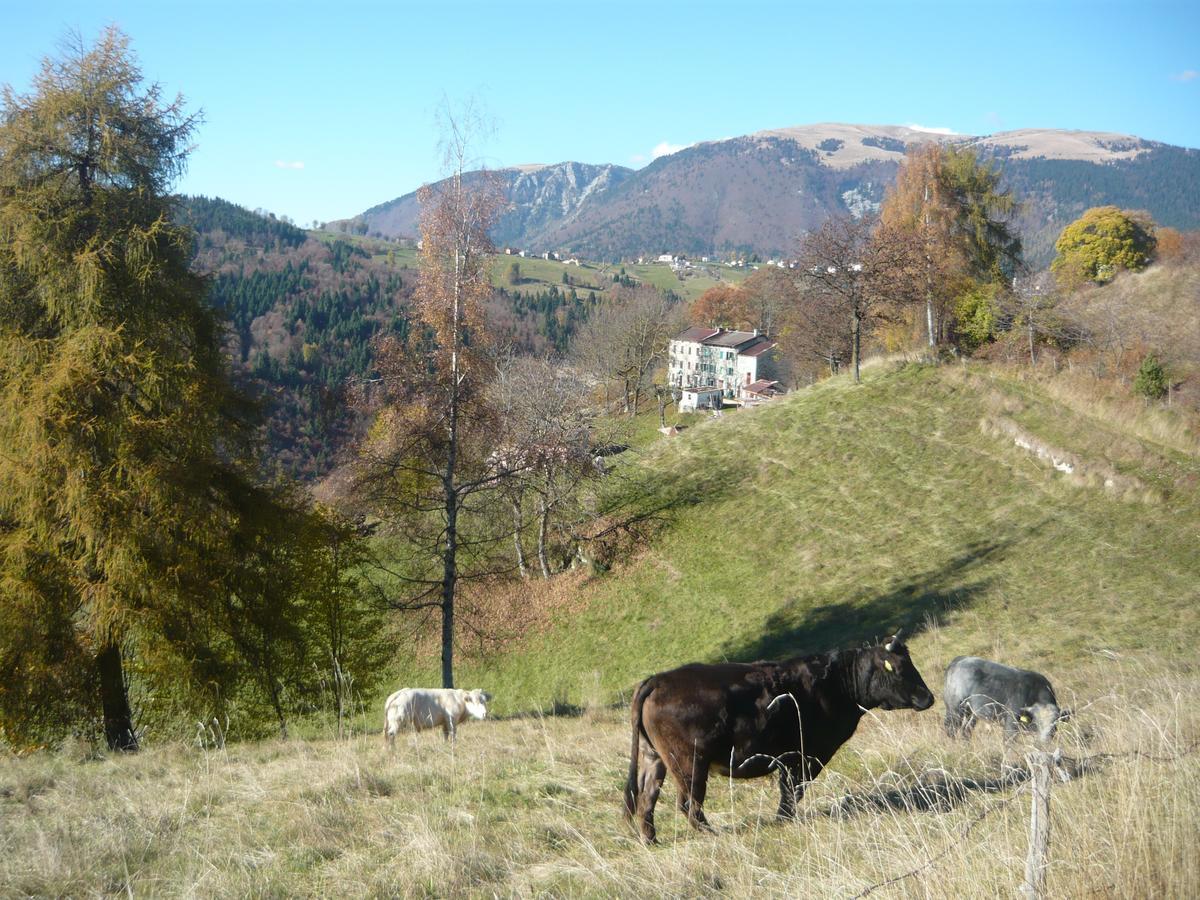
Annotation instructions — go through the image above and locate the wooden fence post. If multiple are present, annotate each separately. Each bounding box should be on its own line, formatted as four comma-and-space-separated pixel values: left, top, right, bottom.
1021, 750, 1053, 899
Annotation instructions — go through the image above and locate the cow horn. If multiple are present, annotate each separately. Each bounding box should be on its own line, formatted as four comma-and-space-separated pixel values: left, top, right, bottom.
885, 628, 903, 651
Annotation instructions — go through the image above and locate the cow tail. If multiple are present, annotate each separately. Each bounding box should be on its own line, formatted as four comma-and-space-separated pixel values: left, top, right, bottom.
624, 677, 655, 820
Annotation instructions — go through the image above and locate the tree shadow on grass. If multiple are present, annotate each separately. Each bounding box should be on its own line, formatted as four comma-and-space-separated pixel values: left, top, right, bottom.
721, 538, 1012, 664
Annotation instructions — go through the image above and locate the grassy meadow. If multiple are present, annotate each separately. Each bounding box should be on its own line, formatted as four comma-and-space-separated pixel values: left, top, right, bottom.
1, 660, 1195, 897
3, 359, 1198, 897
438, 360, 1199, 712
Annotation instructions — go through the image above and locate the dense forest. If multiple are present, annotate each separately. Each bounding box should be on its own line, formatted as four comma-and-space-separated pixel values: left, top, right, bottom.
179, 196, 414, 478
179, 198, 605, 478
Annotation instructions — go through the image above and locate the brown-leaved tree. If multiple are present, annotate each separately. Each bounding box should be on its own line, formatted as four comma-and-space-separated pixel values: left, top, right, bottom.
353, 108, 508, 689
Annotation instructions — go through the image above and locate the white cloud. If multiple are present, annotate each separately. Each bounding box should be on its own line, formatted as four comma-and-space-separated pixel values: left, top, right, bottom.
1172, 69, 1198, 82
651, 141, 687, 159
273, 160, 305, 170
905, 124, 959, 136
631, 141, 691, 166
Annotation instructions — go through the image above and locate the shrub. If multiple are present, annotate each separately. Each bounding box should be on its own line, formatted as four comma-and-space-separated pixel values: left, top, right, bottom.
1134, 353, 1169, 401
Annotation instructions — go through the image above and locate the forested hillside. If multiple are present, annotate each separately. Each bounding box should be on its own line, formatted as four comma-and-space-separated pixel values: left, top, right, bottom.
180, 196, 413, 478
180, 198, 615, 478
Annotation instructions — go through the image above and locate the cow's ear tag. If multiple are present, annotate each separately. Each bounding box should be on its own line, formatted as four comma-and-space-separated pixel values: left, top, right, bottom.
1020, 714, 1030, 723
883, 660, 894, 673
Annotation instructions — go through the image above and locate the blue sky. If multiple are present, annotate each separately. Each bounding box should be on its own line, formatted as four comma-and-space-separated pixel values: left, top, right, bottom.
3, 1, 1197, 226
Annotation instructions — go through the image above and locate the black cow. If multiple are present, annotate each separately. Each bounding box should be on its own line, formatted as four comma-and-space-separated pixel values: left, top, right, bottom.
943, 656, 1070, 742
623, 632, 934, 843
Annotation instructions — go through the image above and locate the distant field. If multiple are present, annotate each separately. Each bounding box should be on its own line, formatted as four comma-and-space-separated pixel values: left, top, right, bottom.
310, 229, 751, 302
624, 261, 752, 300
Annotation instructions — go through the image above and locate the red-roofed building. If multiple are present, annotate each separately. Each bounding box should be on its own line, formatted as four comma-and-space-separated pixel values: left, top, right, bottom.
668, 327, 782, 408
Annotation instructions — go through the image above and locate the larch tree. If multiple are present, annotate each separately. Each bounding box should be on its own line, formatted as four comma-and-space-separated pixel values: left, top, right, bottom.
880, 143, 1022, 347
0, 29, 259, 750
353, 106, 507, 689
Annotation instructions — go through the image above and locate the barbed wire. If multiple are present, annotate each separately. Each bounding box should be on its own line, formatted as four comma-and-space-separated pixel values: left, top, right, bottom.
848, 788, 1021, 899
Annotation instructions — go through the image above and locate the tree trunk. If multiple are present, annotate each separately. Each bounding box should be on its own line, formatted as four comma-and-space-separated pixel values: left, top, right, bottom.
269, 680, 288, 740
442, 469, 458, 690
511, 498, 528, 579
331, 651, 346, 740
537, 495, 551, 579
851, 313, 862, 384
97, 641, 138, 752
440, 241, 463, 691
924, 183, 937, 348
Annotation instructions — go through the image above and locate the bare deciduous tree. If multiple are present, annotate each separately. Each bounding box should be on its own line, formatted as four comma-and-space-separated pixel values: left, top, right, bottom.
570, 285, 683, 415
353, 103, 507, 689
490, 356, 608, 578
797, 216, 917, 383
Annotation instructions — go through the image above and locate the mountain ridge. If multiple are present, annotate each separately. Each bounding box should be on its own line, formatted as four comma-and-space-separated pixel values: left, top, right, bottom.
344, 123, 1199, 265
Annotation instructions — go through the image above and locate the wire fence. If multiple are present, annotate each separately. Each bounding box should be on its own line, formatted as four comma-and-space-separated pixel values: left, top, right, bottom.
848, 741, 1200, 899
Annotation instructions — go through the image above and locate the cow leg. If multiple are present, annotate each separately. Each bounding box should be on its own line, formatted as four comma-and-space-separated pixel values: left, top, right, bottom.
777, 764, 806, 820
667, 759, 713, 831
944, 708, 966, 739
443, 721, 455, 742
958, 711, 977, 740
636, 744, 667, 844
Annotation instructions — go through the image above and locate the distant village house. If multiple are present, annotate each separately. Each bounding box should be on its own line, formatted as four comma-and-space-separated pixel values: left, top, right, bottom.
668, 326, 784, 410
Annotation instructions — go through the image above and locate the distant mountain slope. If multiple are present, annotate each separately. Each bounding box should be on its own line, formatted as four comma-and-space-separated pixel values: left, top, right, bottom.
351, 125, 1200, 266
353, 161, 633, 249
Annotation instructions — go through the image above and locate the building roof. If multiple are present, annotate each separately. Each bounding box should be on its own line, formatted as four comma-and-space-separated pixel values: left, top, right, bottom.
740, 339, 777, 357
744, 379, 785, 395
674, 326, 721, 343
674, 327, 775, 354
704, 329, 759, 348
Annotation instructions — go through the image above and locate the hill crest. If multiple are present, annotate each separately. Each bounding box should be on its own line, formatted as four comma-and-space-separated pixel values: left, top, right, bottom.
346, 123, 1198, 265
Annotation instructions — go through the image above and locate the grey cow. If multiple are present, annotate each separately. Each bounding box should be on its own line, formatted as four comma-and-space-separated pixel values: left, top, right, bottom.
943, 656, 1070, 742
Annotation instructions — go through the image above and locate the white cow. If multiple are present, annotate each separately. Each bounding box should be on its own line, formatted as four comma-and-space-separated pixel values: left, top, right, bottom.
383, 687, 491, 745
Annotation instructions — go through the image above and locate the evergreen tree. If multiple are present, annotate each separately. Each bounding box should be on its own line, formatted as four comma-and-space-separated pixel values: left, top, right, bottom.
1133, 353, 1169, 401
0, 29, 255, 750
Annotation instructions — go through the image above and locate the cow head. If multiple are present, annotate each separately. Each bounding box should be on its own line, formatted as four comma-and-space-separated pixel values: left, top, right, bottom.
1019, 703, 1065, 742
464, 689, 491, 720
862, 631, 935, 711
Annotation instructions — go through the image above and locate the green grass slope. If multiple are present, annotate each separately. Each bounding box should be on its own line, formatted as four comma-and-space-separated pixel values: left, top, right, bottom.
444, 361, 1199, 714
5, 360, 1197, 898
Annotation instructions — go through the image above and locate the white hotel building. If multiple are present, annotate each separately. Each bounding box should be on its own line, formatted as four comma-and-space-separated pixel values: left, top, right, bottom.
667, 326, 782, 410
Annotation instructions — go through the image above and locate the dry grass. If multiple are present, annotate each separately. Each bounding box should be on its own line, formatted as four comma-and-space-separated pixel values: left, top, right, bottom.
1, 657, 1196, 898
